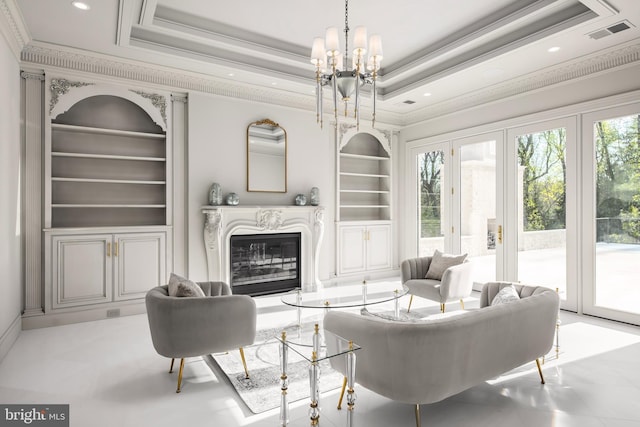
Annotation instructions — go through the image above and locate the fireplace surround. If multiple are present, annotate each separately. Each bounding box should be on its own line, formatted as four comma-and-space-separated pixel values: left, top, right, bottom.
202, 206, 325, 292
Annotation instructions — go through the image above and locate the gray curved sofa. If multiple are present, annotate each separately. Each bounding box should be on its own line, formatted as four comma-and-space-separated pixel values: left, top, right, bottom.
324, 282, 559, 426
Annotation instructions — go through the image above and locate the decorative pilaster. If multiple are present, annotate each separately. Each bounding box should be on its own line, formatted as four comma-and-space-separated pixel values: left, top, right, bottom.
22, 70, 45, 316
171, 93, 187, 275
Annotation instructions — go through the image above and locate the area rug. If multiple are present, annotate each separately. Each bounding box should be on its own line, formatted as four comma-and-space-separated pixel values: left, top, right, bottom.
206, 323, 344, 414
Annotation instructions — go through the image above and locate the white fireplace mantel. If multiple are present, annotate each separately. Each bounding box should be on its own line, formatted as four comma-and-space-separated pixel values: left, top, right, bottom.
202, 205, 325, 287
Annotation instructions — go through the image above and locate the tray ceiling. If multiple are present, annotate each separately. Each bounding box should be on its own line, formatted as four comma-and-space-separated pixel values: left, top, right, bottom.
13, 0, 640, 125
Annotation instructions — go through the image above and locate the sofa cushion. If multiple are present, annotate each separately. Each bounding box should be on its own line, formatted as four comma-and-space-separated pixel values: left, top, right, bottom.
168, 273, 205, 297
491, 285, 520, 305
425, 250, 467, 280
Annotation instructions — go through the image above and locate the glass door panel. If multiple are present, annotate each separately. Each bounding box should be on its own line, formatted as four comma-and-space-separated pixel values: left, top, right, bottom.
511, 124, 571, 300
458, 138, 498, 285
593, 114, 640, 315
417, 149, 446, 256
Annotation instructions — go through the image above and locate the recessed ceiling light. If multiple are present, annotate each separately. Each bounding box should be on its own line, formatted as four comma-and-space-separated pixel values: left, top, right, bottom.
548, 46, 560, 53
227, 73, 234, 77
423, 92, 432, 97
271, 82, 277, 86
71, 1, 91, 10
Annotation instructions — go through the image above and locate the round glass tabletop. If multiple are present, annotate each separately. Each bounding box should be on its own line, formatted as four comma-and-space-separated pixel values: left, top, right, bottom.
281, 281, 409, 309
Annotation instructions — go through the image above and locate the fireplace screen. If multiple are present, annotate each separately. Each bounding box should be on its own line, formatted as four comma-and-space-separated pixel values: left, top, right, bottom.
230, 232, 301, 295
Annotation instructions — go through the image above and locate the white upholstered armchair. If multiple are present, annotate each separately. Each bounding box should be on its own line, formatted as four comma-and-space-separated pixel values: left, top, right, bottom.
145, 281, 256, 393
401, 253, 473, 313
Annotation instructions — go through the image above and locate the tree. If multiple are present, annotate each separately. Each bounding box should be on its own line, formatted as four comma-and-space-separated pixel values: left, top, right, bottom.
419, 151, 444, 237
517, 129, 566, 231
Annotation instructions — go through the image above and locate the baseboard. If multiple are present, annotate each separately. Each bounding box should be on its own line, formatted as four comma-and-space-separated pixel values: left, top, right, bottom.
21, 302, 147, 330
0, 314, 21, 363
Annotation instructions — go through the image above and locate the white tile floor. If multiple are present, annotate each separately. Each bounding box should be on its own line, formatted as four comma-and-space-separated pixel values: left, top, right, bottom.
1, 281, 640, 427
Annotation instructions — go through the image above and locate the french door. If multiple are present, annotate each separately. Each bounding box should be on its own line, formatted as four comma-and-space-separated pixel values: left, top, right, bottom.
409, 119, 577, 310
582, 103, 640, 324
408, 132, 504, 288
506, 118, 577, 311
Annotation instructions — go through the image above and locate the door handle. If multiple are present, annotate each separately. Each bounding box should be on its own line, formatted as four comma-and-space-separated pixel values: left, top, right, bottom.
107, 242, 111, 257
497, 225, 503, 244
114, 241, 118, 257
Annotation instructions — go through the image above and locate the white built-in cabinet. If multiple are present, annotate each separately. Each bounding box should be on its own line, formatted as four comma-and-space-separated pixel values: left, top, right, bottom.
42, 79, 172, 316
338, 223, 391, 274
336, 127, 393, 276
50, 231, 166, 308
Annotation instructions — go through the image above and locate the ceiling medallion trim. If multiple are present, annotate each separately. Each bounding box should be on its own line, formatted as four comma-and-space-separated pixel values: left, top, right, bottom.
402, 43, 640, 126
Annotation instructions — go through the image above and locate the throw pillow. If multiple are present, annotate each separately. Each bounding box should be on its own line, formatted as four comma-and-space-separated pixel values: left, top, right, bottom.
175, 281, 205, 298
425, 249, 468, 280
491, 285, 520, 306
168, 273, 205, 297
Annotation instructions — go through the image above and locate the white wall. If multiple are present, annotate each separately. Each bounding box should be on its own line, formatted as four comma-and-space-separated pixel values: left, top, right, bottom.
0, 32, 22, 360
187, 92, 335, 281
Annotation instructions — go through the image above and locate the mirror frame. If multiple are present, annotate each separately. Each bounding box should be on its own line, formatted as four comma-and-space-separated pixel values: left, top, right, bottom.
246, 118, 288, 193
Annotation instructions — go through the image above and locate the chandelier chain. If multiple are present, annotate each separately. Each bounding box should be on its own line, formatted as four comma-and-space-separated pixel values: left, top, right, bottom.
344, 0, 349, 70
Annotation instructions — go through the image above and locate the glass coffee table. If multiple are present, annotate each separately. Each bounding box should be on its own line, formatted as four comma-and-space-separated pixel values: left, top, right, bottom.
281, 281, 409, 328
276, 325, 360, 426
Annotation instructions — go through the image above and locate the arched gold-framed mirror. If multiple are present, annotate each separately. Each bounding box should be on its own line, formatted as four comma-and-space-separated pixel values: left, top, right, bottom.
247, 119, 287, 192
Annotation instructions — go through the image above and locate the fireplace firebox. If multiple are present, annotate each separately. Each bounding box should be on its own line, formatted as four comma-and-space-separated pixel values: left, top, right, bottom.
230, 232, 301, 296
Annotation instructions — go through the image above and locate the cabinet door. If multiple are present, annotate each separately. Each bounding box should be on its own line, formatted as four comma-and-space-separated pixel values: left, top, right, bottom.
338, 226, 367, 274
52, 235, 113, 308
366, 225, 392, 271
114, 232, 166, 301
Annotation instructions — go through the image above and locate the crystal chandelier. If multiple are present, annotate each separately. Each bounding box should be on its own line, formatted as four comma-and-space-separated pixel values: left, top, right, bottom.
310, 0, 383, 130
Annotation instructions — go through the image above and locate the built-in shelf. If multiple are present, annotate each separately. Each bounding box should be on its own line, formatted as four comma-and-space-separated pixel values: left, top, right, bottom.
340, 172, 390, 178
49, 94, 168, 228
341, 205, 390, 208
51, 123, 165, 139
338, 131, 392, 222
340, 153, 389, 161
340, 190, 390, 194
52, 177, 166, 185
52, 152, 166, 162
52, 204, 166, 208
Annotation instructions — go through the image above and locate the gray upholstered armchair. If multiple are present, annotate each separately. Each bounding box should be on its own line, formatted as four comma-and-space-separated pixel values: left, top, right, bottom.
401, 255, 473, 313
145, 281, 256, 393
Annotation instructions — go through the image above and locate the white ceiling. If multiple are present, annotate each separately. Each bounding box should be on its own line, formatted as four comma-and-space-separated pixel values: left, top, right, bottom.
14, 0, 640, 125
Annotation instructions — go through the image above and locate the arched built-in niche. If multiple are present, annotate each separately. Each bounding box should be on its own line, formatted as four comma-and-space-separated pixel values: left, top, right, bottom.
338, 127, 391, 222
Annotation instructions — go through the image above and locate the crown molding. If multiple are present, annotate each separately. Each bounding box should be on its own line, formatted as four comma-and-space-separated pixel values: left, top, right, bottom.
0, 0, 30, 60
20, 43, 404, 127
20, 39, 639, 129
401, 41, 640, 126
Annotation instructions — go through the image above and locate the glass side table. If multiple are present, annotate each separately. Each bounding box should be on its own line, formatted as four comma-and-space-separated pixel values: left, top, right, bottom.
276, 325, 360, 427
